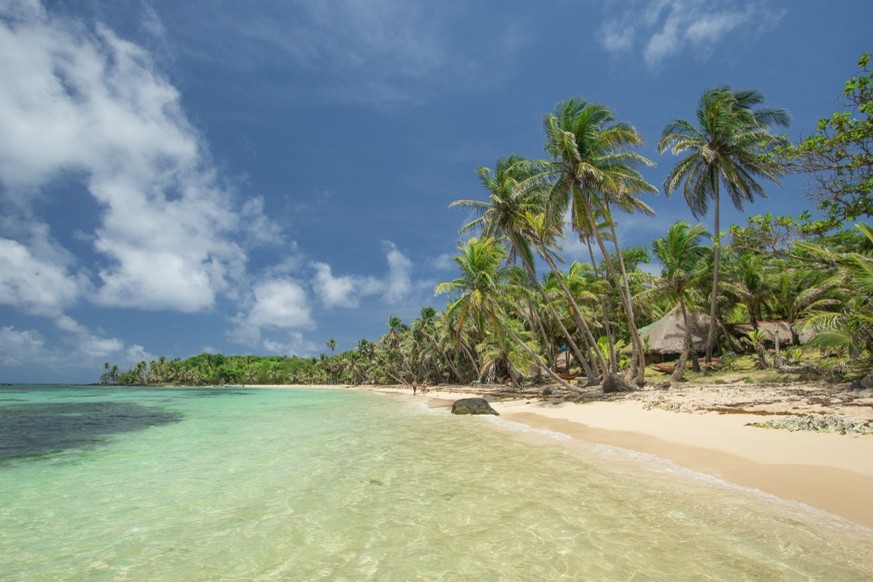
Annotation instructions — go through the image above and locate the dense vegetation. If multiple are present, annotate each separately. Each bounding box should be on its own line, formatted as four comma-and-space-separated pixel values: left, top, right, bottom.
102, 54, 873, 388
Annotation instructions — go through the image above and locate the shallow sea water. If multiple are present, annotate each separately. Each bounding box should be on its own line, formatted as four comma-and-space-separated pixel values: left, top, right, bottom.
1, 385, 872, 580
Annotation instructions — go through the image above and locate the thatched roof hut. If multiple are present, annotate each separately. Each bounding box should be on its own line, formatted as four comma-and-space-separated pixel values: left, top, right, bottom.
729, 321, 809, 346
638, 308, 711, 356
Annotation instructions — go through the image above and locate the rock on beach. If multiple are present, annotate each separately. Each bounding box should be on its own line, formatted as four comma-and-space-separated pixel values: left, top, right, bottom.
451, 398, 499, 416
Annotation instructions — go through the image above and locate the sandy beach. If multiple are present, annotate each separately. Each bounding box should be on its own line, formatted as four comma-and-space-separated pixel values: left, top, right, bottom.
326, 381, 873, 529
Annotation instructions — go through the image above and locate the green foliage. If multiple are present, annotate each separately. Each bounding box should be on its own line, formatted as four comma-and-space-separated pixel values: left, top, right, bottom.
781, 53, 873, 231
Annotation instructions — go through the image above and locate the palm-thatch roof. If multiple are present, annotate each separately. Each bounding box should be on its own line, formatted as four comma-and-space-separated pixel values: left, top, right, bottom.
638, 307, 711, 355
729, 321, 807, 346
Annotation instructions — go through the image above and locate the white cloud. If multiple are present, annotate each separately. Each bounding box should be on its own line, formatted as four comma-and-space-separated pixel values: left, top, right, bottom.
0, 325, 46, 366
229, 278, 315, 347
0, 2, 279, 314
247, 279, 314, 330
263, 332, 318, 357
599, 0, 785, 69
0, 317, 151, 374
311, 262, 382, 309
311, 241, 413, 308
382, 241, 412, 304
0, 231, 85, 316
430, 252, 456, 272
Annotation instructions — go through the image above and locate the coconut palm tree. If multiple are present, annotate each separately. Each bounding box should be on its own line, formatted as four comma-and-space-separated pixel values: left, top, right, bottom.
794, 223, 873, 359
539, 98, 658, 384
770, 265, 840, 344
435, 237, 575, 390
451, 156, 602, 381
658, 86, 790, 362
650, 221, 711, 380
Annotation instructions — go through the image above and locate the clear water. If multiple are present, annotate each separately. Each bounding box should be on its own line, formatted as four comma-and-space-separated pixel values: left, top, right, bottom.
1, 386, 872, 580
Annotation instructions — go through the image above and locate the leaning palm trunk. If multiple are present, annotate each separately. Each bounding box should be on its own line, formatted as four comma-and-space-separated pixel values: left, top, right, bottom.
501, 322, 577, 391
706, 177, 721, 363
518, 251, 598, 382
606, 215, 646, 380
580, 194, 646, 384
672, 295, 692, 381
585, 238, 619, 373
535, 247, 606, 381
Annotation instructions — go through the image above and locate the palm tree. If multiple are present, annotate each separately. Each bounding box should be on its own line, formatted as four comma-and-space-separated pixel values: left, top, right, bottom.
540, 98, 658, 384
722, 249, 773, 331
794, 223, 873, 359
770, 265, 840, 344
451, 156, 602, 381
650, 221, 711, 380
659, 86, 790, 362
326, 339, 337, 384
435, 237, 575, 390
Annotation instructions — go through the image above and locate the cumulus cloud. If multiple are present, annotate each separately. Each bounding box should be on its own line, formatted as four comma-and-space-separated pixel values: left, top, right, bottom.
0, 234, 84, 316
599, 0, 784, 69
0, 325, 46, 367
229, 278, 315, 349
311, 262, 380, 309
311, 241, 414, 309
247, 279, 314, 330
0, 2, 278, 314
263, 332, 319, 357
0, 317, 150, 375
383, 241, 413, 304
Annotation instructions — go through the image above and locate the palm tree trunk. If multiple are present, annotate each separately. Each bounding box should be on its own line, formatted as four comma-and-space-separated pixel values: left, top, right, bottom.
607, 214, 646, 382
585, 238, 617, 373
672, 295, 691, 381
600, 302, 618, 373
706, 178, 721, 364
502, 325, 577, 391
536, 247, 605, 380
519, 251, 597, 382
580, 194, 646, 384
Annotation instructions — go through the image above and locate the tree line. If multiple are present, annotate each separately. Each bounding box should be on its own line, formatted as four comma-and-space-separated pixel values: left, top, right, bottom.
102, 53, 872, 387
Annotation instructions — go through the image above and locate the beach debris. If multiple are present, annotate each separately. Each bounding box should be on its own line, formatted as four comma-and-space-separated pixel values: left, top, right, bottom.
451, 398, 499, 416
601, 373, 636, 394
655, 381, 671, 391
750, 413, 873, 435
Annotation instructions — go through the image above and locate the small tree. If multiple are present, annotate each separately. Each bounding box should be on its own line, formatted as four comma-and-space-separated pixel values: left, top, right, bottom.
782, 53, 872, 232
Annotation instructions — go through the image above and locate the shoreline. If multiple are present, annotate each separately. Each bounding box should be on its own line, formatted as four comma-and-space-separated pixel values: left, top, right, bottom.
157, 381, 873, 529
336, 382, 873, 530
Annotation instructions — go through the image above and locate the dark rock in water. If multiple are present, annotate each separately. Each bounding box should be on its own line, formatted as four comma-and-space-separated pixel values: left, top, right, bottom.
601, 373, 636, 394
451, 398, 498, 415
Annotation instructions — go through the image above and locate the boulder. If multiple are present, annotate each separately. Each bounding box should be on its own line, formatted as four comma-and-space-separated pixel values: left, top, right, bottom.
601, 373, 636, 394
451, 398, 499, 416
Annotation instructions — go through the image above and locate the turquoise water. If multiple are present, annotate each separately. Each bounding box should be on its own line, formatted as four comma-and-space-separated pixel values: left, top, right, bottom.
1, 386, 872, 580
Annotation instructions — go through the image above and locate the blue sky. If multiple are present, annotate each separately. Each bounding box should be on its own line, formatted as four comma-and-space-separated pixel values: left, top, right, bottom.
0, 0, 869, 383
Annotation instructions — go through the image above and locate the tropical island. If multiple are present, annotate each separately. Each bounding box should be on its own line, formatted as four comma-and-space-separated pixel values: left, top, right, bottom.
101, 53, 872, 395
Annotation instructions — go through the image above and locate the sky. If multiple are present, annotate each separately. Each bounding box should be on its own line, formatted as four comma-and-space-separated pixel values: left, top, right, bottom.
0, 0, 869, 383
